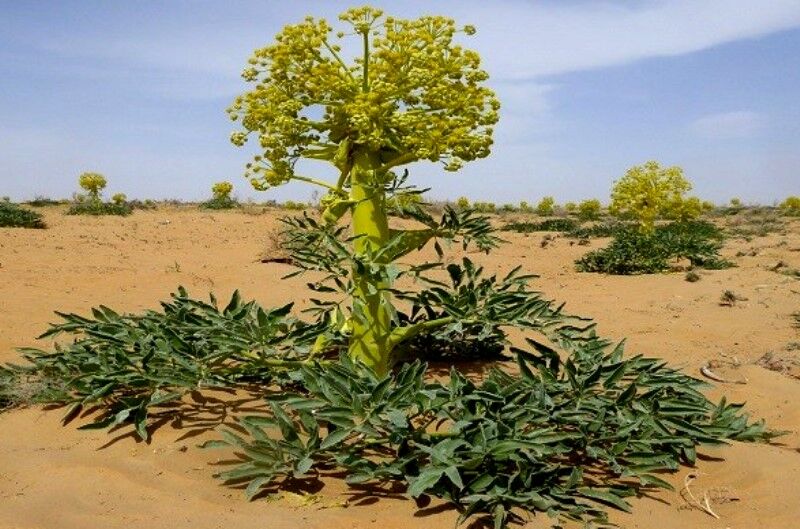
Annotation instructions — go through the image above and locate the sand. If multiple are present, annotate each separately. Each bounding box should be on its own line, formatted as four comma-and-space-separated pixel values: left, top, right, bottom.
1, 206, 798, 529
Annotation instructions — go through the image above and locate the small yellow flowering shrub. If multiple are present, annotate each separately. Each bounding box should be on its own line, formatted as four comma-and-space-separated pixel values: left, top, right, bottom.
111, 193, 127, 205
455, 196, 470, 210
535, 196, 555, 216
609, 161, 692, 232
563, 202, 577, 213
780, 196, 800, 216
676, 196, 703, 221
212, 181, 234, 200
78, 172, 107, 200
577, 199, 602, 221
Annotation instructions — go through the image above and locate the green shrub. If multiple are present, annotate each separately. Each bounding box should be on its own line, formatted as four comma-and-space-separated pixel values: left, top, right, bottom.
129, 199, 158, 210
455, 196, 470, 210
26, 196, 64, 207
200, 196, 239, 210
503, 218, 577, 233
535, 196, 555, 216
577, 199, 602, 221
111, 193, 127, 205
576, 221, 732, 274
568, 222, 627, 239
0, 201, 47, 228
780, 196, 800, 216
472, 201, 496, 213
201, 181, 239, 209
701, 200, 716, 213
67, 200, 133, 216
3, 285, 776, 527
282, 200, 308, 210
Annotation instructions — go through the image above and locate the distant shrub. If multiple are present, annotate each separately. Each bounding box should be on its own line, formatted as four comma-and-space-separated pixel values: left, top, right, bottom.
78, 172, 107, 200
729, 198, 742, 208
67, 200, 133, 216
282, 200, 308, 211
201, 181, 239, 209
503, 218, 577, 233
212, 181, 234, 200
535, 196, 555, 216
518, 201, 532, 213
568, 222, 627, 239
685, 270, 701, 282
609, 161, 694, 232
563, 201, 577, 213
499, 203, 517, 213
701, 200, 716, 213
387, 192, 424, 216
0, 200, 47, 228
576, 199, 602, 221
455, 196, 470, 210
26, 196, 64, 207
780, 196, 800, 216
111, 193, 127, 205
472, 201, 496, 213
576, 221, 731, 275
128, 199, 157, 211
68, 172, 132, 216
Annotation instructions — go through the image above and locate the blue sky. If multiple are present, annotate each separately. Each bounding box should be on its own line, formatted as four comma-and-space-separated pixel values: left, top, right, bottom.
1, 1, 798, 204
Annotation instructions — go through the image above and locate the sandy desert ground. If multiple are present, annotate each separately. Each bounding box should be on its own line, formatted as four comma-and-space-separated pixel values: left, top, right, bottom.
0, 206, 798, 529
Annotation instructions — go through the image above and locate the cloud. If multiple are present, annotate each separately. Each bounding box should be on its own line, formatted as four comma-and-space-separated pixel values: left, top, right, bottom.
25, 1, 800, 84
689, 111, 766, 139
455, 0, 800, 79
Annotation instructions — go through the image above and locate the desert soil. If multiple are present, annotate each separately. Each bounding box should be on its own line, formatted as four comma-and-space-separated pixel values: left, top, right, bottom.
1, 206, 798, 529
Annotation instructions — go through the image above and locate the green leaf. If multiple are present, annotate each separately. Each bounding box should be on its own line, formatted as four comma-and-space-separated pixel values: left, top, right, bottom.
408, 468, 443, 497
320, 428, 351, 450
443, 466, 464, 490
577, 488, 632, 513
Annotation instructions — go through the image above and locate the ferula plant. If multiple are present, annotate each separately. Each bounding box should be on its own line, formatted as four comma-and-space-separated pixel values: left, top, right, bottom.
212, 181, 234, 200
5, 7, 777, 529
78, 172, 107, 201
228, 6, 498, 374
577, 198, 602, 221
609, 161, 692, 232
780, 195, 800, 216
535, 196, 556, 216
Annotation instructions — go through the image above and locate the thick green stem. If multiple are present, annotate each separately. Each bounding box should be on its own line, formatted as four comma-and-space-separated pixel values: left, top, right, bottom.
348, 149, 392, 375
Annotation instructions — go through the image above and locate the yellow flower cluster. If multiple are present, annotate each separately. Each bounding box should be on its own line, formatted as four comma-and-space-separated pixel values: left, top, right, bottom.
535, 196, 555, 216
212, 181, 234, 199
780, 196, 800, 216
78, 172, 107, 198
609, 161, 692, 232
228, 6, 499, 189
577, 199, 602, 220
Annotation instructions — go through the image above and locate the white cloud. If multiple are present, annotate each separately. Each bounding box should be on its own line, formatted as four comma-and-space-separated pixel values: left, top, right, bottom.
689, 111, 766, 139
455, 0, 800, 79
29, 1, 800, 83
